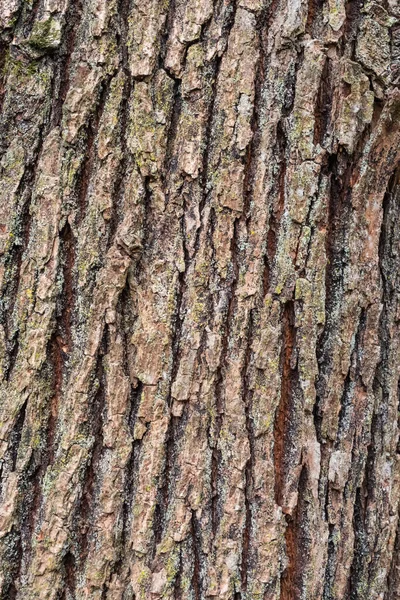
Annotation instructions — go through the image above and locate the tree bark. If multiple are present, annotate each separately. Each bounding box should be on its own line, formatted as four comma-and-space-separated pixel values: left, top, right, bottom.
0, 0, 399, 598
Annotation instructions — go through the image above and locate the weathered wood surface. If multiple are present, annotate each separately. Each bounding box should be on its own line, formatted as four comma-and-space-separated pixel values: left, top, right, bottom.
0, 0, 399, 598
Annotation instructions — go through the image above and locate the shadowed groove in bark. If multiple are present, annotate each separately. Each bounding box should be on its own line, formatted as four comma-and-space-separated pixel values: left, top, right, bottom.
335, 308, 367, 448
343, 0, 363, 57
152, 413, 187, 550
314, 56, 334, 148
61, 550, 77, 600
0, 182, 33, 376
305, 0, 324, 38
120, 380, 143, 548
349, 485, 368, 600
191, 509, 202, 600
323, 523, 337, 600
280, 464, 310, 600
274, 299, 297, 508
241, 311, 255, 593
51, 0, 84, 127
314, 149, 355, 444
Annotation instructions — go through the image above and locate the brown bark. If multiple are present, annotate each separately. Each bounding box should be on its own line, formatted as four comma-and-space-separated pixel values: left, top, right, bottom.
0, 0, 399, 598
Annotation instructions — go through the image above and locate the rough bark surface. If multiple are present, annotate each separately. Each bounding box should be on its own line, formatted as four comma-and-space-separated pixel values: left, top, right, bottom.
0, 0, 399, 598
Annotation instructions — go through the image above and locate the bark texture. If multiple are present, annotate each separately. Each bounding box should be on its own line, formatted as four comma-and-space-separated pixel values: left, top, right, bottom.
0, 0, 399, 598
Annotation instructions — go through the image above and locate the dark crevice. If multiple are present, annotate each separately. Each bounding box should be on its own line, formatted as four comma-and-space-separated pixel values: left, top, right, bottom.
335, 307, 367, 448
280, 464, 310, 600
120, 381, 142, 551
348, 486, 368, 600
191, 510, 202, 600
343, 0, 363, 57
61, 550, 77, 600
314, 149, 355, 444
20, 0, 42, 38
274, 300, 300, 509
241, 311, 255, 593
152, 414, 184, 550
59, 220, 75, 352
51, 0, 84, 127
0, 110, 49, 382
174, 547, 183, 600
323, 524, 337, 600
0, 185, 33, 373
163, 77, 182, 186
305, 0, 325, 38
107, 75, 133, 249
314, 56, 334, 147
159, 0, 177, 67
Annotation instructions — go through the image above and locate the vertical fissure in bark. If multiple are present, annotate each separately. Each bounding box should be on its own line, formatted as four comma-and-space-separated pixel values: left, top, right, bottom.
51, 0, 84, 127
107, 76, 133, 248
163, 77, 182, 186
0, 186, 33, 370
280, 464, 309, 600
61, 550, 77, 600
241, 310, 255, 593
343, 0, 363, 57
120, 380, 143, 551
274, 299, 297, 508
59, 220, 75, 352
174, 546, 183, 600
314, 149, 354, 443
159, 0, 177, 67
152, 414, 182, 550
348, 484, 368, 600
191, 510, 202, 600
314, 56, 334, 147
335, 307, 367, 448
323, 523, 337, 600
19, 0, 41, 37
305, 0, 325, 38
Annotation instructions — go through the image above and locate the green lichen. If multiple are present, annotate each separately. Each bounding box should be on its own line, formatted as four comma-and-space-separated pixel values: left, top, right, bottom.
28, 17, 61, 51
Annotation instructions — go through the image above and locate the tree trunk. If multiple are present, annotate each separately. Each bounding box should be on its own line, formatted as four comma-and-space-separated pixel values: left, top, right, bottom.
0, 0, 399, 598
